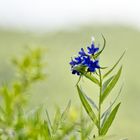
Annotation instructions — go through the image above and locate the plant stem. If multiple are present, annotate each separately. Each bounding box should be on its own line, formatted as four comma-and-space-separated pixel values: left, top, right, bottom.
98, 69, 102, 136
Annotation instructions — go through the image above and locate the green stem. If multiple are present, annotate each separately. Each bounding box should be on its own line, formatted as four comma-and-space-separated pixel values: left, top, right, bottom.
98, 69, 102, 136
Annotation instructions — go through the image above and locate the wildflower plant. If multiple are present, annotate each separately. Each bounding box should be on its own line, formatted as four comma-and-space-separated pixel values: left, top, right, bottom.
0, 37, 125, 139
70, 36, 125, 139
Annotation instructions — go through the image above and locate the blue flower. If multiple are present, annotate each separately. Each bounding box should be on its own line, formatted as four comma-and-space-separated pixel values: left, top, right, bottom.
82, 56, 91, 66
69, 59, 77, 67
72, 70, 80, 75
70, 39, 100, 75
79, 48, 86, 57
69, 56, 83, 67
70, 57, 83, 75
87, 42, 99, 55
75, 56, 83, 64
87, 60, 100, 72
82, 56, 100, 72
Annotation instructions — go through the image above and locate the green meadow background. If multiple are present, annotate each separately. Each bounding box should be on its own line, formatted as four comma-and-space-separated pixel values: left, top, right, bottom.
0, 25, 139, 139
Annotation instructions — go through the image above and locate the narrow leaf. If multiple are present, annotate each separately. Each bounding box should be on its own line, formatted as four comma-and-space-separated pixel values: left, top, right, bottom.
85, 94, 99, 111
83, 72, 100, 86
103, 51, 125, 79
76, 75, 82, 85
77, 85, 99, 128
52, 107, 61, 134
101, 84, 123, 127
102, 76, 114, 93
56, 124, 76, 140
101, 66, 122, 103
101, 103, 111, 128
101, 103, 121, 135
94, 34, 106, 59
61, 100, 71, 121
44, 120, 52, 138
46, 109, 52, 129
75, 67, 100, 86
101, 84, 123, 120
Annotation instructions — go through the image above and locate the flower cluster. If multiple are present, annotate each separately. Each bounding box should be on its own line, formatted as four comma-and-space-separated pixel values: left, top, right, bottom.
70, 41, 100, 75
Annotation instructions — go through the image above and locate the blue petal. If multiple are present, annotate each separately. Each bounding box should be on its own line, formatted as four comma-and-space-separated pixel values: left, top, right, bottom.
69, 59, 77, 66
79, 48, 86, 56
87, 43, 99, 55
82, 56, 91, 66
94, 60, 100, 68
72, 70, 80, 75
87, 60, 100, 72
75, 56, 83, 64
94, 47, 99, 53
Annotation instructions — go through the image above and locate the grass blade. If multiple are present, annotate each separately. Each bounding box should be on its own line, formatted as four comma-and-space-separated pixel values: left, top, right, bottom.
101, 84, 123, 120
85, 94, 99, 111
77, 85, 99, 128
61, 100, 71, 121
75, 66, 100, 86
44, 120, 52, 139
101, 103, 121, 135
101, 84, 123, 127
46, 109, 52, 129
82, 72, 100, 86
101, 104, 112, 128
101, 66, 122, 103
52, 107, 61, 134
103, 51, 125, 79
94, 34, 106, 59
102, 76, 114, 93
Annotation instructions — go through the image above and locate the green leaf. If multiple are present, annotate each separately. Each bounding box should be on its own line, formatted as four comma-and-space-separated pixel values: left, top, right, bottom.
83, 73, 100, 86
101, 66, 122, 103
46, 109, 52, 129
77, 85, 99, 128
80, 71, 100, 86
33, 106, 43, 125
44, 120, 52, 139
102, 76, 114, 93
101, 104, 111, 128
52, 107, 61, 134
94, 34, 106, 59
101, 84, 123, 127
101, 103, 121, 135
101, 84, 123, 120
85, 94, 99, 111
61, 100, 71, 121
56, 124, 76, 140
103, 51, 125, 79
74, 65, 100, 86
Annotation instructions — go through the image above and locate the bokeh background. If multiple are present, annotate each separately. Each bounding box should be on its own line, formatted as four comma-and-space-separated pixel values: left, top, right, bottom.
0, 0, 140, 139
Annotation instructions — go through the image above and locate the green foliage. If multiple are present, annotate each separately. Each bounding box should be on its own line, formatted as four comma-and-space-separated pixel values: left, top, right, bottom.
77, 85, 99, 128
101, 66, 122, 103
93, 34, 106, 59
0, 36, 124, 139
101, 103, 121, 135
103, 51, 125, 79
0, 48, 48, 140
76, 69, 100, 86
0, 47, 99, 140
76, 36, 124, 138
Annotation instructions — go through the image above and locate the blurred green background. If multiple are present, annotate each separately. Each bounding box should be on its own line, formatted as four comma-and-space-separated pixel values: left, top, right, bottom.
0, 25, 139, 139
